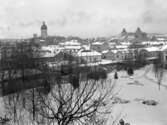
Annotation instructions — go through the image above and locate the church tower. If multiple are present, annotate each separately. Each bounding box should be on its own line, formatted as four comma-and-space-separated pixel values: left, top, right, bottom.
41, 21, 48, 39
121, 28, 127, 36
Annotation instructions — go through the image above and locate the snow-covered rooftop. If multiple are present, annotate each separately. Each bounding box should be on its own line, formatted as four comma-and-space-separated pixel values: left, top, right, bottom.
142, 41, 167, 45
40, 53, 55, 58
92, 41, 104, 45
59, 40, 81, 46
160, 45, 167, 51
102, 49, 130, 54
121, 42, 131, 45
78, 50, 102, 56
63, 46, 82, 50
41, 46, 54, 52
102, 50, 109, 54
115, 45, 128, 49
144, 47, 160, 52
111, 50, 118, 54
157, 37, 167, 41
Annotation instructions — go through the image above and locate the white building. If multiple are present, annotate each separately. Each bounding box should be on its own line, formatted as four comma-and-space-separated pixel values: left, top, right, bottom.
102, 48, 134, 61
59, 40, 82, 54
77, 50, 102, 63
139, 46, 160, 59
142, 41, 167, 46
40, 45, 61, 58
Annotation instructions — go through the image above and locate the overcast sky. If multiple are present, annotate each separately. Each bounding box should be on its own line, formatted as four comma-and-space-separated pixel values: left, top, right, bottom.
0, 0, 167, 38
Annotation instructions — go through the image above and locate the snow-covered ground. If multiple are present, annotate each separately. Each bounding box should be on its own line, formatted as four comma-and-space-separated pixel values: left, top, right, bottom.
107, 65, 167, 125
0, 64, 167, 125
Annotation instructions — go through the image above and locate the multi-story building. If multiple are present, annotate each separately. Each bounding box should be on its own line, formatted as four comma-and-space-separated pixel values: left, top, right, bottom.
77, 50, 102, 63
59, 40, 82, 55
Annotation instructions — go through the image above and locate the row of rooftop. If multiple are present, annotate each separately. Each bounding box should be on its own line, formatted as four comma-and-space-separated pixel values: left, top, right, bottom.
1, 22, 167, 66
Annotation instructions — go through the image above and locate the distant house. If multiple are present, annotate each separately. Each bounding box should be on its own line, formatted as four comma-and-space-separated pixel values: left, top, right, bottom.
102, 48, 134, 61
102, 50, 115, 60
141, 41, 166, 46
91, 42, 109, 52
102, 49, 122, 61
115, 45, 129, 49
138, 49, 148, 60
59, 40, 82, 55
77, 50, 102, 63
139, 47, 159, 59
108, 42, 117, 49
114, 49, 133, 61
63, 46, 82, 54
40, 45, 60, 57
124, 49, 135, 60
46, 51, 80, 69
115, 50, 127, 61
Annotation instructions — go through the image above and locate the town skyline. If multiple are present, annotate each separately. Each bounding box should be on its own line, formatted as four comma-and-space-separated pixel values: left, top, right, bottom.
1, 0, 167, 38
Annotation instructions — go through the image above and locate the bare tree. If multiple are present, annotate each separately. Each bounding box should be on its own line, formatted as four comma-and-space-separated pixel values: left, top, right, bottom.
0, 41, 43, 124
34, 76, 115, 125
3, 92, 32, 125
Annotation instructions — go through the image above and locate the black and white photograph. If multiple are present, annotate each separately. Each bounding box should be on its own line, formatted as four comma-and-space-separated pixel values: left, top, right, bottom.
0, 0, 167, 124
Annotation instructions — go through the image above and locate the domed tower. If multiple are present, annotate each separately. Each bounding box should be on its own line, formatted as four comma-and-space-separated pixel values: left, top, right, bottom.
121, 28, 127, 36
135, 27, 143, 39
41, 21, 48, 39
136, 27, 142, 34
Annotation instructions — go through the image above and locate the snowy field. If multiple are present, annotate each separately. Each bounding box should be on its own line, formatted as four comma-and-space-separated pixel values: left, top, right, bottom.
107, 65, 167, 125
